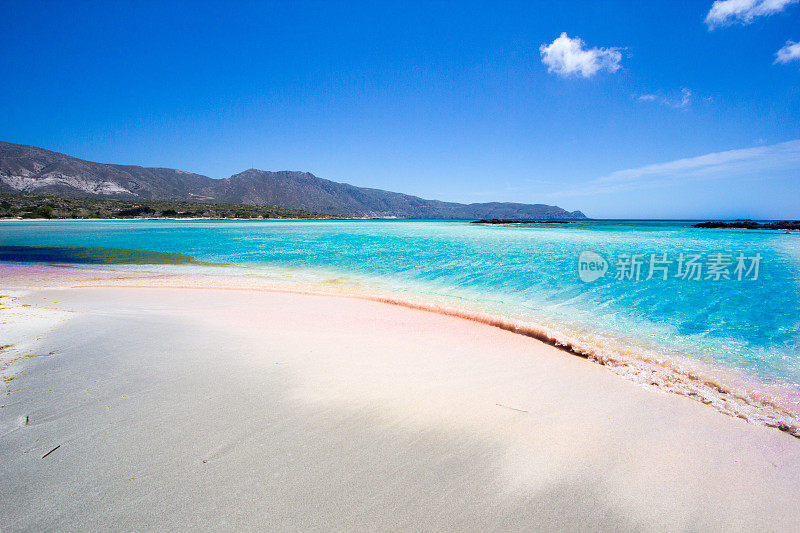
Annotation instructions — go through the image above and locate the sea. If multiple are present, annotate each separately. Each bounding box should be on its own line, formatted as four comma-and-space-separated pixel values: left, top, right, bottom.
2, 219, 799, 432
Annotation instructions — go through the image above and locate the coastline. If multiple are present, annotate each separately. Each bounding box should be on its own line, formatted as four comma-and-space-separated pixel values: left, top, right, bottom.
0, 216, 344, 221
2, 262, 798, 439
2, 264, 800, 529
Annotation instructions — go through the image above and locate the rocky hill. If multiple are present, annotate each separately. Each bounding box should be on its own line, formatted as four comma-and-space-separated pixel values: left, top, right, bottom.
0, 141, 587, 219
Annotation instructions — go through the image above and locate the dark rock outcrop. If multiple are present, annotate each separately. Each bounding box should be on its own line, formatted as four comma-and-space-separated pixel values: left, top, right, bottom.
471, 219, 574, 224
693, 220, 800, 230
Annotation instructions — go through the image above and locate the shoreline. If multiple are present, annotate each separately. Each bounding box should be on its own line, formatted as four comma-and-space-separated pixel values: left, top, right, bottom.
0, 216, 347, 222
2, 270, 800, 529
2, 262, 799, 438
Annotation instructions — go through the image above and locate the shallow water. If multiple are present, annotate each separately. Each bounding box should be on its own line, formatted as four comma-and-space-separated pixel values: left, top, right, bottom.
1, 219, 799, 394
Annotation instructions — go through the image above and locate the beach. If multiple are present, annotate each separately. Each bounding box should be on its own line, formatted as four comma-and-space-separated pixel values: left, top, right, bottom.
4, 0, 800, 529
2, 264, 800, 531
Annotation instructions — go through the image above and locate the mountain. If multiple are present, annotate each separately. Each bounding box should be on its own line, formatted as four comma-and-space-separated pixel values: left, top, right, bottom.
0, 141, 214, 200
0, 141, 587, 219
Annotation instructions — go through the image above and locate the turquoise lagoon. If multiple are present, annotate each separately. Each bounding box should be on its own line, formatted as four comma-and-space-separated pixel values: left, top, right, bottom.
2, 219, 799, 407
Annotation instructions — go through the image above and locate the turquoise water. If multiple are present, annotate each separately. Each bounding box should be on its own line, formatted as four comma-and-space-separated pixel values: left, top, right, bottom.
2, 219, 800, 393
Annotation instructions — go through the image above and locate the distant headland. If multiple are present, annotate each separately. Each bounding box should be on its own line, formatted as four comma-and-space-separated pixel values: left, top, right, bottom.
0, 141, 587, 220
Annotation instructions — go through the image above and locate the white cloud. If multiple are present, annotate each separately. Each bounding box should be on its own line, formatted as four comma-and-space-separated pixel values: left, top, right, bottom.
705, 0, 798, 28
539, 33, 622, 78
775, 40, 800, 63
546, 140, 800, 197
635, 88, 693, 108
677, 88, 693, 108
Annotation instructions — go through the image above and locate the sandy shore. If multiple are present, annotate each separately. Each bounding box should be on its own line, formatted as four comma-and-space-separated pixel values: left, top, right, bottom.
2, 265, 800, 531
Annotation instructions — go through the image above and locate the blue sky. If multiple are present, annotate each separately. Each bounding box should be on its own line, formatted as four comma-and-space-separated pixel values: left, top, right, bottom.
1, 0, 798, 218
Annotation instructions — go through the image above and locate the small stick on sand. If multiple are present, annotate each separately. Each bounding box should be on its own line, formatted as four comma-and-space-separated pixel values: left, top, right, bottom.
42, 445, 60, 459
496, 403, 529, 413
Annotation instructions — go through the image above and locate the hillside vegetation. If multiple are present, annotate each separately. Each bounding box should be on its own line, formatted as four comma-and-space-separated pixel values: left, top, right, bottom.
0, 194, 333, 220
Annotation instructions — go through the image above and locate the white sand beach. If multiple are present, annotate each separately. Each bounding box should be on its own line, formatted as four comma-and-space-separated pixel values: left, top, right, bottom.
2, 265, 800, 531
